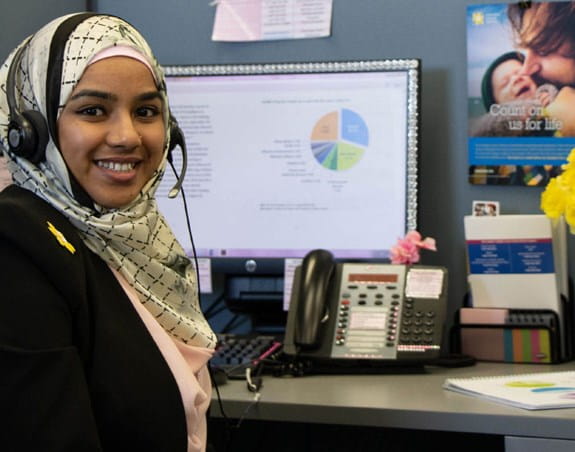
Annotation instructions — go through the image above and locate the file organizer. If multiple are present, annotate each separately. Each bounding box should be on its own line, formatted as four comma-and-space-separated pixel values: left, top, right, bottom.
463, 215, 570, 361
454, 308, 561, 364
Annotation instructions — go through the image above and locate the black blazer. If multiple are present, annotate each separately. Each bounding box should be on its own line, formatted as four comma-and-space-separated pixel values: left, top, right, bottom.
0, 185, 187, 451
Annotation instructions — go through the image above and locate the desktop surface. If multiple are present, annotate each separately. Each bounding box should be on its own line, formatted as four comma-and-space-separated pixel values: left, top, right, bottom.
210, 360, 575, 441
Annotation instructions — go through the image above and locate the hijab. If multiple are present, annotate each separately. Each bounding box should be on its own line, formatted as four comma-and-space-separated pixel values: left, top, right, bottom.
0, 13, 216, 348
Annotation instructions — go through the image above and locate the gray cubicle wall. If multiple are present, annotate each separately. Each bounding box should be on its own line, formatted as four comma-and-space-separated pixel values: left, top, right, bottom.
1, 0, 569, 337
95, 0, 562, 327
0, 0, 86, 61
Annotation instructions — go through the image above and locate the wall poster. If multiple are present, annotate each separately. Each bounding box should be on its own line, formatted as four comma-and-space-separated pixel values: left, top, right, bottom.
467, 2, 575, 186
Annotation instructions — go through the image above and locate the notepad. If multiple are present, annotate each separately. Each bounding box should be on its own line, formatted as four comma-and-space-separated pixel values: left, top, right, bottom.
443, 371, 575, 410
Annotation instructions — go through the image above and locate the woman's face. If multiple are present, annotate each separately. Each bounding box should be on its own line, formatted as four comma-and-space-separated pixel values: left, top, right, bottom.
521, 45, 575, 87
517, 9, 575, 87
57, 56, 165, 208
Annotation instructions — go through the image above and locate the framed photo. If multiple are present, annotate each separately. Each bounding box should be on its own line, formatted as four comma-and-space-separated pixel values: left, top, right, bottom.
472, 200, 500, 217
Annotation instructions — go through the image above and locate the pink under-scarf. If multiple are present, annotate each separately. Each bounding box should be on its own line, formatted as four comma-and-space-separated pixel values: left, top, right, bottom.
87, 44, 157, 82
111, 267, 214, 452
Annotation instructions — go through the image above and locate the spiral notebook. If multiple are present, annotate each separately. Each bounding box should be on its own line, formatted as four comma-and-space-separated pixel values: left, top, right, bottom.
443, 371, 575, 410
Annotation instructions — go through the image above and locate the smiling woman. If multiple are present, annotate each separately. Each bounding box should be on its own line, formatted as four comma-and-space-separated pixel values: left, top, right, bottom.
0, 13, 216, 452
58, 56, 166, 208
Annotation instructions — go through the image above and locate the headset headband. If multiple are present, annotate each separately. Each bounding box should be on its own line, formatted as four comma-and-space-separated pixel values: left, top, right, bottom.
6, 39, 32, 148
6, 13, 98, 163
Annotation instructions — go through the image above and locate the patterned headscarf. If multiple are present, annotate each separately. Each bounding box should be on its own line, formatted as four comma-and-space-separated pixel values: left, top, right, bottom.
0, 13, 215, 348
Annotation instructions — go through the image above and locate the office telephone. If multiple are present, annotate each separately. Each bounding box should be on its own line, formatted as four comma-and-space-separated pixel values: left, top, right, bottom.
283, 249, 448, 367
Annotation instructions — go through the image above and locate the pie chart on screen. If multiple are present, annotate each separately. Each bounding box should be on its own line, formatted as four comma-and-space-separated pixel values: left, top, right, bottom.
310, 108, 369, 171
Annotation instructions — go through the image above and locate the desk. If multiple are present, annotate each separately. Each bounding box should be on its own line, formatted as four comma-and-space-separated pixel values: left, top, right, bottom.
209, 361, 575, 451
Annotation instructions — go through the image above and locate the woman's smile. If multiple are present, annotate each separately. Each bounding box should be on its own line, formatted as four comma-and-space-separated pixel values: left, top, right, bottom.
96, 160, 138, 172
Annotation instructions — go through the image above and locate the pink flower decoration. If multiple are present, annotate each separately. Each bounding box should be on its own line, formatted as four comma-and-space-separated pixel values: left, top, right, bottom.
390, 230, 437, 265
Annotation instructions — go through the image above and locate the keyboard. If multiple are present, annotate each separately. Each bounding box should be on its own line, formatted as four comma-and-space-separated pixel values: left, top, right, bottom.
210, 334, 283, 375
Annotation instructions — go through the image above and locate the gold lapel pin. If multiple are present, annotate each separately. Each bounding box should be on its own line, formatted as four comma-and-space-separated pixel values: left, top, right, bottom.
47, 221, 76, 254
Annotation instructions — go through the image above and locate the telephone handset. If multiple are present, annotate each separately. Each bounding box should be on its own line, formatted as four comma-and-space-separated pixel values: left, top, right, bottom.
284, 249, 448, 365
295, 248, 336, 348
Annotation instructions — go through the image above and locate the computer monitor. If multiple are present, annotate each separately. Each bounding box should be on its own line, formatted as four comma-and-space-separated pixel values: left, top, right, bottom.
157, 60, 420, 279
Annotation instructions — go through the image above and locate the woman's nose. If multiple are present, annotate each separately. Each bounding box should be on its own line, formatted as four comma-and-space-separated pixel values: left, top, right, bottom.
106, 113, 141, 148
519, 50, 541, 77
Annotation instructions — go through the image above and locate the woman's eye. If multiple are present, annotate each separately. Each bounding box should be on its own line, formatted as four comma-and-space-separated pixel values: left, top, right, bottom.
533, 46, 552, 57
77, 106, 105, 116
136, 106, 160, 118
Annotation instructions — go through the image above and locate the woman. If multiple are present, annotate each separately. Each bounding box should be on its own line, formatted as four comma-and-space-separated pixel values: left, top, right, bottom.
507, 2, 575, 88
0, 13, 216, 451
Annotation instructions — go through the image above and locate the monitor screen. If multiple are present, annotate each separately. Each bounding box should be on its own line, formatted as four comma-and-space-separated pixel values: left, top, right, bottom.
157, 60, 420, 276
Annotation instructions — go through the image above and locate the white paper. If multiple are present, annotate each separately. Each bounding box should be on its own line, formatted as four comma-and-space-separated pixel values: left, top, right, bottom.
465, 215, 566, 303
405, 268, 444, 299
283, 258, 302, 310
197, 258, 213, 293
444, 371, 575, 410
212, 0, 333, 42
0, 155, 12, 191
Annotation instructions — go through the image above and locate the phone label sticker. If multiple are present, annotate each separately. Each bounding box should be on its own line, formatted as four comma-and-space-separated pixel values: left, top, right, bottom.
405, 268, 444, 299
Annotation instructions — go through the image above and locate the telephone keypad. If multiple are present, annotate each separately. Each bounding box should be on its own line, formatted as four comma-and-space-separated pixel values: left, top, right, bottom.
398, 297, 439, 346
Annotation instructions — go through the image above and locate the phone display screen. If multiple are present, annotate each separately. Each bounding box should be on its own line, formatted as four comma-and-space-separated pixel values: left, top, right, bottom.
348, 273, 398, 283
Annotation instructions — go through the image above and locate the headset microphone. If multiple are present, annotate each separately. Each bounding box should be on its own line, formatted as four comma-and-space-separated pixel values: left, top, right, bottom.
167, 116, 187, 199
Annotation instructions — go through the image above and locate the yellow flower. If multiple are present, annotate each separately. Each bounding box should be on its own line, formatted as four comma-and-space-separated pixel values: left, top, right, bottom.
562, 165, 575, 187
541, 147, 575, 230
541, 177, 566, 219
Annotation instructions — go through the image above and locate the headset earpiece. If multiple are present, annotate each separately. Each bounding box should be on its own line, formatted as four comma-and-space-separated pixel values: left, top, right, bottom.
8, 110, 49, 164
168, 115, 185, 155
6, 42, 49, 164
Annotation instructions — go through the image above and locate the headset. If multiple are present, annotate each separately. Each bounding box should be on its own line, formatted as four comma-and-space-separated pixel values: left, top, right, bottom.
5, 12, 187, 198
6, 40, 49, 164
